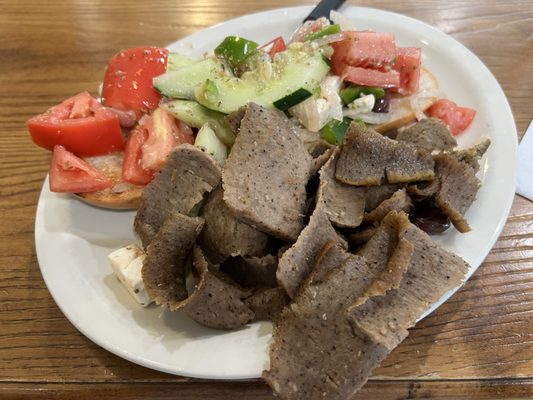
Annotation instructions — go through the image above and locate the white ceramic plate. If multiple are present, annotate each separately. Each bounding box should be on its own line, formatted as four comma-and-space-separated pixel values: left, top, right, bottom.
35, 6, 517, 379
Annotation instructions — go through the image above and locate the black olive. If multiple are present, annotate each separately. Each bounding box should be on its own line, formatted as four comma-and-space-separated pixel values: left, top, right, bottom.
372, 91, 390, 113
410, 201, 451, 235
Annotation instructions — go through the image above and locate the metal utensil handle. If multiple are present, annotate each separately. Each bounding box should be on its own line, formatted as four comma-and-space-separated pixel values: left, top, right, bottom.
304, 0, 346, 22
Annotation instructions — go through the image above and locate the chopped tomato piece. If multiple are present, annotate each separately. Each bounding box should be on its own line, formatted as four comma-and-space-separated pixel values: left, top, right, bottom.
140, 108, 194, 171
27, 92, 123, 157
342, 65, 400, 88
392, 47, 421, 95
426, 99, 476, 136
332, 31, 396, 70
260, 36, 286, 59
122, 108, 194, 185
122, 126, 154, 185
49, 145, 113, 193
101, 47, 168, 113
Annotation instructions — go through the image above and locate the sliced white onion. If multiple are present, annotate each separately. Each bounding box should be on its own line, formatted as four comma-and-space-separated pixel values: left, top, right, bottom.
313, 32, 345, 47
329, 10, 356, 31
290, 17, 330, 43
344, 111, 392, 125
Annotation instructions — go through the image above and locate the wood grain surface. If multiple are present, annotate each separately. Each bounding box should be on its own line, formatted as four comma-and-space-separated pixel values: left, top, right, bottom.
1, 0, 532, 399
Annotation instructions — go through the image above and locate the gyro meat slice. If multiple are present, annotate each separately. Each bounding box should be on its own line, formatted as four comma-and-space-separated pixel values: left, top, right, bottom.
349, 212, 470, 349
142, 213, 204, 309
365, 184, 400, 212
135, 144, 221, 247
451, 137, 491, 172
198, 185, 273, 264
276, 205, 346, 298
307, 240, 351, 285
434, 152, 481, 233
407, 179, 440, 199
222, 103, 313, 242
396, 118, 457, 152
176, 247, 254, 330
317, 148, 366, 228
244, 287, 290, 322
309, 146, 334, 178
363, 188, 413, 224
220, 254, 278, 289
264, 245, 390, 400
335, 124, 434, 186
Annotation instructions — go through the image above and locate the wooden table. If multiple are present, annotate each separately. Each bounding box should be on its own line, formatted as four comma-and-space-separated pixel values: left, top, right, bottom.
1, 0, 532, 398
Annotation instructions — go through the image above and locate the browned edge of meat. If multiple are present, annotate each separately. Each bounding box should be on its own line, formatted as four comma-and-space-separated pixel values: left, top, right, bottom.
363, 188, 413, 224
365, 184, 400, 212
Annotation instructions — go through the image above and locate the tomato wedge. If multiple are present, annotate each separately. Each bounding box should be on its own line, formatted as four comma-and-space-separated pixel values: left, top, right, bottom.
122, 125, 154, 185
101, 47, 168, 113
342, 65, 400, 88
260, 36, 286, 59
392, 47, 421, 95
49, 145, 113, 193
27, 92, 123, 157
426, 99, 476, 136
122, 108, 194, 185
332, 31, 396, 71
140, 108, 194, 171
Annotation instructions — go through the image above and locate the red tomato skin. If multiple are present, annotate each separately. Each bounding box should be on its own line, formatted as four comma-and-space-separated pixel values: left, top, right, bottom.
101, 47, 168, 113
122, 126, 154, 185
426, 99, 476, 136
332, 31, 396, 70
140, 112, 178, 172
140, 108, 194, 172
27, 92, 123, 157
342, 65, 400, 88
49, 145, 113, 193
392, 47, 421, 95
260, 36, 286, 59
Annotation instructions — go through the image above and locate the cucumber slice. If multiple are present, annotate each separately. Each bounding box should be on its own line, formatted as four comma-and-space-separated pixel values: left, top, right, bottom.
195, 47, 330, 114
154, 57, 225, 100
162, 100, 235, 146
273, 88, 313, 111
167, 53, 196, 71
194, 123, 227, 166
